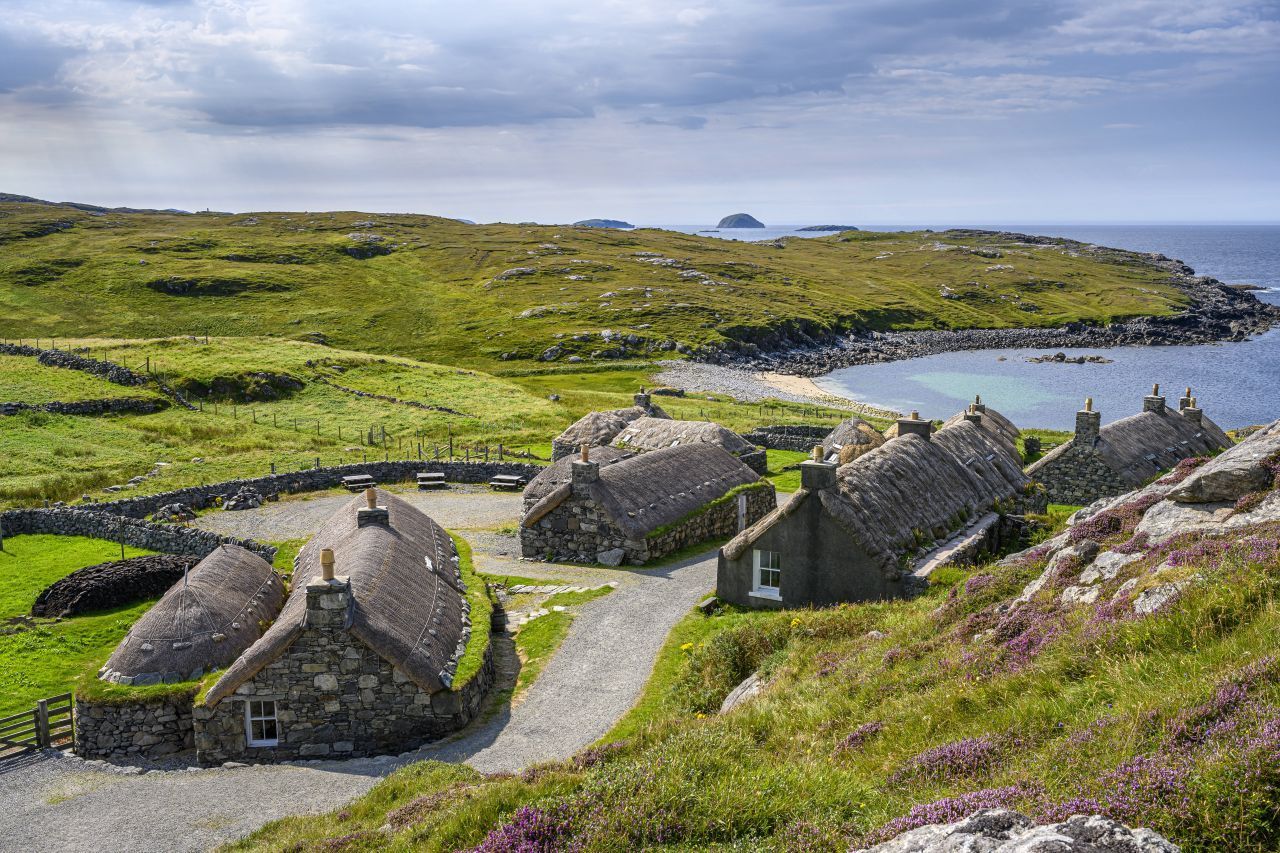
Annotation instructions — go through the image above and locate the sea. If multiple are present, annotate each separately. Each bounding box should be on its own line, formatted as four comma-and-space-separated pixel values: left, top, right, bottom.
659, 223, 1280, 430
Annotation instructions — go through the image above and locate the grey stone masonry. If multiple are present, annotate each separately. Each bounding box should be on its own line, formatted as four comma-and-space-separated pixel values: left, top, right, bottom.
741, 424, 833, 452
0, 507, 275, 561
1028, 443, 1128, 506
75, 694, 194, 760
643, 483, 777, 562
1075, 406, 1101, 445
191, 589, 495, 765
0, 398, 167, 417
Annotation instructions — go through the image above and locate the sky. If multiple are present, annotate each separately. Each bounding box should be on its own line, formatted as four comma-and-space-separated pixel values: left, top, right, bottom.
1, 0, 1278, 223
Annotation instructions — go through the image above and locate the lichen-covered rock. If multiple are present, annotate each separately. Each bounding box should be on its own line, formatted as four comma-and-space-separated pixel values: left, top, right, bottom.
1168, 421, 1280, 504
856, 809, 1179, 852
151, 502, 196, 523
223, 487, 264, 511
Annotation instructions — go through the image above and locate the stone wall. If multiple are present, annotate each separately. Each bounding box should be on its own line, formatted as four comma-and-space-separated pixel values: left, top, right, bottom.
644, 483, 777, 562
75, 460, 542, 520
1027, 442, 1129, 506
0, 507, 275, 562
192, 623, 496, 765
742, 424, 833, 452
522, 482, 776, 565
0, 398, 167, 417
75, 694, 195, 760
738, 448, 770, 475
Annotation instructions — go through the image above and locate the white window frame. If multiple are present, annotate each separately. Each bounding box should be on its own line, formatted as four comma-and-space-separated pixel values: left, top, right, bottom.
751, 549, 782, 600
245, 699, 279, 747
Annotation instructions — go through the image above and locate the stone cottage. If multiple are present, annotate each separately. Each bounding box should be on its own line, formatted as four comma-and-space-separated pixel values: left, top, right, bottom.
818, 416, 886, 464
523, 445, 634, 510
192, 488, 489, 764
1027, 386, 1232, 506
97, 545, 284, 686
521, 443, 776, 565
551, 390, 669, 460
610, 416, 768, 474
717, 410, 1030, 609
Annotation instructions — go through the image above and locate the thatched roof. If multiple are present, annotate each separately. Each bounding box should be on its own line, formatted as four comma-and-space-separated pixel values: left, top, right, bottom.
1029, 405, 1232, 487
204, 490, 466, 706
523, 443, 763, 539
101, 545, 283, 686
941, 405, 1021, 462
611, 417, 756, 457
724, 427, 1025, 572
820, 417, 885, 463
553, 402, 671, 454
523, 445, 633, 504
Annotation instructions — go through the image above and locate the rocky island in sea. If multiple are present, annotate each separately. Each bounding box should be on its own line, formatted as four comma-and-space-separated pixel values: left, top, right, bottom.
798, 224, 860, 231
573, 218, 634, 229
717, 212, 765, 228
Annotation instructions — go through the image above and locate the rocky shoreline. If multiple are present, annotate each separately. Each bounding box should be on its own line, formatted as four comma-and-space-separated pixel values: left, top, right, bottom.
703, 233, 1280, 377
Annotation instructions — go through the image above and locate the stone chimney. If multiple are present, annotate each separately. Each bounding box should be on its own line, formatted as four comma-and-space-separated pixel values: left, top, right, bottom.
306, 547, 350, 629
1143, 383, 1166, 414
571, 443, 599, 495
1178, 387, 1194, 411
634, 386, 651, 409
971, 394, 987, 414
963, 404, 983, 425
896, 410, 932, 441
800, 445, 837, 491
1076, 397, 1101, 446
356, 487, 389, 528
1181, 396, 1203, 425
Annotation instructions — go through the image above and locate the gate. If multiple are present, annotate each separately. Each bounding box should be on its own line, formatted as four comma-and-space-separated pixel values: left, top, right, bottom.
0, 693, 74, 758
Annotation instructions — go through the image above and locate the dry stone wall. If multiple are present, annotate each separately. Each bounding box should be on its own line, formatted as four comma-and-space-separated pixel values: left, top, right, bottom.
645, 483, 777, 561
75, 694, 195, 760
1027, 442, 1129, 506
742, 424, 832, 452
0, 398, 167, 417
0, 342, 150, 387
0, 507, 275, 561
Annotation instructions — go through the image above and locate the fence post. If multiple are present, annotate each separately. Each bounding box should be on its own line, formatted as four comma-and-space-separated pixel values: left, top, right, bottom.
36, 699, 50, 749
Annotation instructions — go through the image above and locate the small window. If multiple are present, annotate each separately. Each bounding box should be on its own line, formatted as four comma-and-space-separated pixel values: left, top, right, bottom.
245, 700, 279, 747
753, 549, 781, 599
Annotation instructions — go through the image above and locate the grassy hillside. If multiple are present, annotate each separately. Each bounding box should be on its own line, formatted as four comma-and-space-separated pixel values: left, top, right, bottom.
0, 337, 857, 506
235, 474, 1280, 851
0, 202, 1187, 370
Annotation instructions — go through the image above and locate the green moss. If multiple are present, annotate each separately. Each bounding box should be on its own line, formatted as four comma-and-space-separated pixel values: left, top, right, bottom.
644, 480, 774, 541
449, 534, 493, 691
73, 657, 203, 706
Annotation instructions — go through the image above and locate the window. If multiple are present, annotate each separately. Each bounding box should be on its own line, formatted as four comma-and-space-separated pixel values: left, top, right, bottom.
752, 549, 781, 599
245, 700, 279, 747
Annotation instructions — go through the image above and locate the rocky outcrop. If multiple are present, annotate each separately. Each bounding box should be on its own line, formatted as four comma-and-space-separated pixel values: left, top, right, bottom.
573, 219, 634, 229
717, 213, 765, 228
857, 809, 1178, 852
1167, 420, 1280, 503
797, 224, 858, 232
31, 554, 198, 617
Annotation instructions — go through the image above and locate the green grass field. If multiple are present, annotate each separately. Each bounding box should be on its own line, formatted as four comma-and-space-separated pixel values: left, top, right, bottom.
0, 355, 162, 405
0, 534, 155, 716
0, 204, 1186, 372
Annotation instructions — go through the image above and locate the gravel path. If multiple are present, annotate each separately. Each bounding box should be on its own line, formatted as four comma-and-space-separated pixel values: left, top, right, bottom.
0, 488, 716, 852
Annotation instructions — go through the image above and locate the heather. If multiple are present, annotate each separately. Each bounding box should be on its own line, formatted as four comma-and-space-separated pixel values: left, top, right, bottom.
235, 496, 1280, 852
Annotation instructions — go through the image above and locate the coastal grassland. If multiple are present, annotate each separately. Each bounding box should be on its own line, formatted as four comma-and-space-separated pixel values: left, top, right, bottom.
0, 355, 162, 405
0, 203, 1188, 371
235, 513, 1280, 852
0, 534, 155, 716
0, 337, 857, 507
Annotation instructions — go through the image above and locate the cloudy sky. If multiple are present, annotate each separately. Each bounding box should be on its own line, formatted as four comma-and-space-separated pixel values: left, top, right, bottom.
2, 0, 1277, 223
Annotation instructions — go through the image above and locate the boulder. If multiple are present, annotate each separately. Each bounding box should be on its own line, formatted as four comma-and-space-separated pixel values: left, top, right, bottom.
151, 503, 196, 523
855, 809, 1179, 853
1168, 419, 1280, 503
720, 671, 765, 714
223, 487, 264, 511
596, 548, 626, 567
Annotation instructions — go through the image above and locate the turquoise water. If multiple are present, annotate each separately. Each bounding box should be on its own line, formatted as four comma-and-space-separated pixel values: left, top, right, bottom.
795, 224, 1279, 430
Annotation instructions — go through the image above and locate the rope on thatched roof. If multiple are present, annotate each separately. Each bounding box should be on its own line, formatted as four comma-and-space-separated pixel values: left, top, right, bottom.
820, 417, 885, 462
523, 445, 633, 504
525, 443, 765, 539
940, 406, 1022, 463
611, 417, 756, 457
204, 490, 466, 706
101, 544, 283, 686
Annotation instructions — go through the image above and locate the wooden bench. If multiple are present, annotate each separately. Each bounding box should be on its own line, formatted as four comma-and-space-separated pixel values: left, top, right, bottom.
341, 474, 376, 492
416, 472, 447, 490
488, 473, 527, 490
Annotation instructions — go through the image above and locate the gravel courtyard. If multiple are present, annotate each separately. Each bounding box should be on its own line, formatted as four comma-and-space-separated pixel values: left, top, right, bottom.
0, 486, 717, 852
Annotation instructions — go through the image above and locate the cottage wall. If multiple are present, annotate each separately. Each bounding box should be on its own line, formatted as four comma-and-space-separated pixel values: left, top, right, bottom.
1027, 442, 1129, 506
75, 694, 194, 760
192, 611, 494, 765
520, 495, 635, 563
717, 496, 900, 609
741, 425, 832, 452
644, 484, 777, 562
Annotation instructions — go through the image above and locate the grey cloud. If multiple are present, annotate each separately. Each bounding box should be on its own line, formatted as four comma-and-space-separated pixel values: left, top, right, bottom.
0, 28, 77, 93
635, 115, 708, 129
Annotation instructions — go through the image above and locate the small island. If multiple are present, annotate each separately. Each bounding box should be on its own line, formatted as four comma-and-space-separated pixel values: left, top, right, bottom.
574, 219, 635, 229
797, 224, 859, 232
717, 213, 765, 228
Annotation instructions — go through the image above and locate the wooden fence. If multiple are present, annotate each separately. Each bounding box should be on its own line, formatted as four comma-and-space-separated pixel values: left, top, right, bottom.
0, 693, 73, 758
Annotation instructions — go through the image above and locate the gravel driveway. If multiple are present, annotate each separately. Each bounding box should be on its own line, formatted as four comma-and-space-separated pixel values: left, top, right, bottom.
0, 487, 716, 852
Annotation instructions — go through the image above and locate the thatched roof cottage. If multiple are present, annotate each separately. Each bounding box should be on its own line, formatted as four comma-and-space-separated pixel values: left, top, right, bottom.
1027, 386, 1232, 506
718, 410, 1029, 608
521, 443, 776, 565
610, 417, 768, 473
193, 489, 489, 764
551, 390, 669, 460
819, 416, 886, 464
99, 545, 284, 686
523, 445, 633, 508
